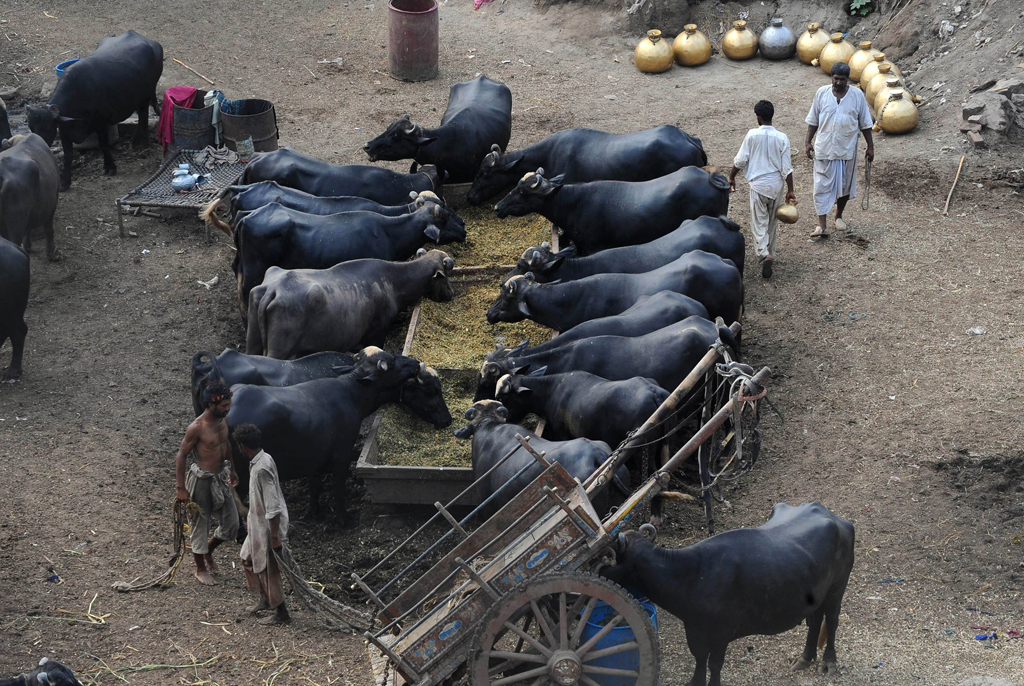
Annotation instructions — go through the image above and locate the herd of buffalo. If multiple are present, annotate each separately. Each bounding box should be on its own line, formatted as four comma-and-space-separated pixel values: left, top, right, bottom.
0, 29, 857, 686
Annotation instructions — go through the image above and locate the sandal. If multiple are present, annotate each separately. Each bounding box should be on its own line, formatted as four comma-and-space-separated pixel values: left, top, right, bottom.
810, 226, 828, 238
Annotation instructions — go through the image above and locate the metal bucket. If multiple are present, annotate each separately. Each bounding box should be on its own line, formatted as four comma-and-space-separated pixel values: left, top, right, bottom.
388, 0, 439, 82
220, 99, 279, 152
172, 89, 215, 151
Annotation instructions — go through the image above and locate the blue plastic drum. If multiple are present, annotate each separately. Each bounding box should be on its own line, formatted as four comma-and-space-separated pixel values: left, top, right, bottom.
578, 599, 658, 686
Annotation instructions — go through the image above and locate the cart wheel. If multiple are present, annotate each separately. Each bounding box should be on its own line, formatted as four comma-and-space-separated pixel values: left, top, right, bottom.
470, 572, 659, 686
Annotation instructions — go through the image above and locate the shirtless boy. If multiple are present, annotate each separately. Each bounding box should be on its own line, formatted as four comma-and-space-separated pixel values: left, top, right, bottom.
175, 382, 239, 585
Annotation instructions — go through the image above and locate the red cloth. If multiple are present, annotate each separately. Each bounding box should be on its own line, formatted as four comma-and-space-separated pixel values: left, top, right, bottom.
158, 86, 199, 153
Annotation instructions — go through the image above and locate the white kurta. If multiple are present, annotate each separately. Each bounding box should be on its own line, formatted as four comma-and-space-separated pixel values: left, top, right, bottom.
734, 125, 792, 259
806, 85, 874, 216
240, 451, 289, 574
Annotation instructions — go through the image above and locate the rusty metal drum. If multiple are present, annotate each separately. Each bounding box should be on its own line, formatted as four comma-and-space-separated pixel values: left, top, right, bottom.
389, 0, 439, 82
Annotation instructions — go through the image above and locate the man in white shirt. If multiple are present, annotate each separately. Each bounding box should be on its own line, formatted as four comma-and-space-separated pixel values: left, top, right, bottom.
729, 100, 795, 279
805, 62, 874, 237
234, 424, 291, 625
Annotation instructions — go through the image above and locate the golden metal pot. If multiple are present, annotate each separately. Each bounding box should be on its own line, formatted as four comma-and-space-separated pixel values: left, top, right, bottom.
873, 89, 918, 134
873, 76, 902, 113
859, 53, 887, 89
635, 29, 674, 73
814, 32, 855, 74
848, 40, 882, 82
864, 64, 894, 109
776, 200, 799, 224
723, 20, 758, 60
673, 24, 712, 66
797, 22, 830, 64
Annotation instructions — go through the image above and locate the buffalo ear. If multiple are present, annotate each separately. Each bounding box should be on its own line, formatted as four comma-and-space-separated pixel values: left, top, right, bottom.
423, 225, 441, 242
549, 173, 566, 185
377, 359, 389, 372
47, 104, 60, 118
498, 154, 519, 171
414, 135, 438, 146
526, 365, 547, 377
517, 299, 531, 318
464, 406, 477, 420
515, 385, 532, 395
496, 405, 509, 419
331, 364, 355, 375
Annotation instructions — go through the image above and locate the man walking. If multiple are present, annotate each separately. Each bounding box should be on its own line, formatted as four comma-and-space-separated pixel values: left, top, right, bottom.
175, 382, 239, 586
729, 100, 796, 279
805, 62, 875, 237
234, 424, 291, 625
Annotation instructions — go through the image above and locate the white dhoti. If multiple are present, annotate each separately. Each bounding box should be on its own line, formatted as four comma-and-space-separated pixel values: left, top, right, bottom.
749, 186, 785, 260
813, 157, 857, 216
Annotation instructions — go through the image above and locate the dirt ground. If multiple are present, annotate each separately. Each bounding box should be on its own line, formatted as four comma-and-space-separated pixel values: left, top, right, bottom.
1, 0, 1023, 684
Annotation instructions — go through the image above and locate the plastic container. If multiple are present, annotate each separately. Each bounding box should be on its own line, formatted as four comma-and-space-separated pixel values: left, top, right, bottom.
388, 0, 439, 82
172, 89, 215, 151
577, 599, 658, 686
220, 99, 279, 152
55, 59, 80, 77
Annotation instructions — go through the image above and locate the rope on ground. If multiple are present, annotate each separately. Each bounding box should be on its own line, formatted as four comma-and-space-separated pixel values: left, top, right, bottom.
112, 499, 201, 592
274, 545, 373, 633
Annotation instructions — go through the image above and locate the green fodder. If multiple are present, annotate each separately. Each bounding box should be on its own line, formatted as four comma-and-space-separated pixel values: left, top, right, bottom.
430, 207, 552, 267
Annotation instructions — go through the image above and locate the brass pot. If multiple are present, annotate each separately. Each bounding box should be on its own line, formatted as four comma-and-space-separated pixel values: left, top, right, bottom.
873, 75, 902, 113
848, 40, 882, 82
873, 89, 918, 134
797, 22, 829, 64
723, 20, 758, 60
673, 24, 712, 66
635, 29, 674, 73
864, 64, 894, 110
814, 32, 855, 74
859, 53, 887, 89
776, 200, 799, 224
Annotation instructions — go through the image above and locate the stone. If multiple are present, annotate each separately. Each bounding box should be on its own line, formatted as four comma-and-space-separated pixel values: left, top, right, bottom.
962, 92, 1015, 133
956, 678, 1018, 686
959, 120, 982, 133
990, 78, 1024, 97
1012, 93, 1024, 108
967, 131, 987, 147
967, 114, 988, 125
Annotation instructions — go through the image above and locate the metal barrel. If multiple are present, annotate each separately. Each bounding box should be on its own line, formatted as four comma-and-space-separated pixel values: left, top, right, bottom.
172, 90, 215, 151
388, 0, 439, 82
221, 99, 279, 152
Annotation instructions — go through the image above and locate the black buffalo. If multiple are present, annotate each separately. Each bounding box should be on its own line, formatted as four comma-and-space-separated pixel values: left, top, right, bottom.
0, 658, 83, 686
475, 316, 738, 400
494, 371, 669, 448
242, 147, 444, 205
0, 134, 60, 261
232, 203, 465, 320
0, 237, 29, 380
487, 250, 743, 332
454, 400, 628, 518
602, 503, 855, 686
365, 75, 512, 183
511, 215, 745, 281
228, 347, 451, 519
0, 98, 11, 141
25, 31, 162, 190
495, 167, 731, 255
199, 180, 447, 237
190, 348, 355, 416
246, 249, 455, 359
467, 125, 707, 205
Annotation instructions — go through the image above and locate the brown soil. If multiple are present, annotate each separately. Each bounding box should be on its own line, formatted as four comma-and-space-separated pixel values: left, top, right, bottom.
1, 1, 1022, 685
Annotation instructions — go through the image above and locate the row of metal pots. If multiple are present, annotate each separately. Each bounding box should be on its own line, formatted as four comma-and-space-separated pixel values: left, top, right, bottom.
634, 21, 919, 133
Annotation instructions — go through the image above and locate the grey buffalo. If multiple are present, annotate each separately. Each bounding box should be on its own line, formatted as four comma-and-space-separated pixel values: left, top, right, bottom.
246, 249, 455, 359
0, 134, 60, 261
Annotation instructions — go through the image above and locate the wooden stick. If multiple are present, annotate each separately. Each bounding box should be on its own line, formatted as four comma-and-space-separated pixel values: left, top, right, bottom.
172, 58, 215, 85
942, 155, 965, 216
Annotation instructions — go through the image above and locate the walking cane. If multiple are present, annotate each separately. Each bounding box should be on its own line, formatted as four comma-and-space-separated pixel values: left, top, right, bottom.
861, 157, 872, 210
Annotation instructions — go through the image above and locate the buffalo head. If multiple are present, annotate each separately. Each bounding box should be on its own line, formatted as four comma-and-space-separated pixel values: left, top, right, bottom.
413, 200, 467, 245
509, 241, 576, 282
414, 249, 456, 303
492, 368, 546, 422
494, 168, 565, 219
453, 399, 508, 439
8, 657, 84, 686
398, 361, 452, 428
24, 104, 61, 146
466, 143, 520, 206
335, 346, 418, 387
364, 114, 437, 162
474, 349, 539, 401
599, 524, 659, 589
486, 274, 537, 325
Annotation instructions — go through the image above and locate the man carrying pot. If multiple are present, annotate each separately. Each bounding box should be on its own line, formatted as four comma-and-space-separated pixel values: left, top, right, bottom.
805, 61, 874, 237
729, 99, 796, 279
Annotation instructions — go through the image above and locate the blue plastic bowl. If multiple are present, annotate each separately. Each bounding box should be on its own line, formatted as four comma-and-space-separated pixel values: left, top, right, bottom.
577, 599, 658, 686
56, 59, 80, 77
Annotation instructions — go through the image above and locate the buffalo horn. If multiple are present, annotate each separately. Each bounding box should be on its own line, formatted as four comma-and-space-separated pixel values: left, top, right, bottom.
616, 532, 627, 552
639, 523, 658, 542
416, 248, 427, 257
490, 143, 501, 153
